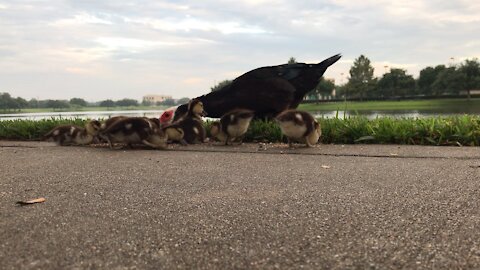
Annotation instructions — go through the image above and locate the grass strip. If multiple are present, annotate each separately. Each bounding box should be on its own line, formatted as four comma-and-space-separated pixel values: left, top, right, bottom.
1, 116, 479, 146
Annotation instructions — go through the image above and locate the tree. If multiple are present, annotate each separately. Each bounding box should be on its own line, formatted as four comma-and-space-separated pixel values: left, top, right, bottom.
70, 97, 87, 107
287, 57, 297, 64
0, 92, 12, 112
308, 78, 335, 100
0, 94, 27, 111
45, 99, 70, 110
142, 100, 153, 106
211, 79, 232, 92
417, 65, 446, 96
115, 98, 139, 107
157, 98, 176, 106
347, 55, 375, 100
432, 67, 466, 95
176, 97, 190, 105
99, 99, 115, 107
458, 58, 480, 99
28, 98, 39, 108
15, 97, 28, 109
377, 68, 415, 98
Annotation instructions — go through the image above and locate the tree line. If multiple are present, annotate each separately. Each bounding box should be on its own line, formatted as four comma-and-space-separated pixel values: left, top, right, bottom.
0, 93, 190, 112
337, 55, 480, 100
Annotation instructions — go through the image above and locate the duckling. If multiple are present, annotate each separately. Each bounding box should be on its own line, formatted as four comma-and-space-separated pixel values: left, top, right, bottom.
100, 117, 167, 149
275, 109, 321, 147
100, 116, 128, 130
97, 116, 128, 143
210, 109, 254, 145
163, 126, 187, 145
162, 99, 206, 144
43, 119, 102, 146
209, 122, 225, 143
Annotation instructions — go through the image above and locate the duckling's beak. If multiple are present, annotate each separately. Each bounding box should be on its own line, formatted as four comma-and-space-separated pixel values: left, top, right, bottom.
202, 110, 207, 117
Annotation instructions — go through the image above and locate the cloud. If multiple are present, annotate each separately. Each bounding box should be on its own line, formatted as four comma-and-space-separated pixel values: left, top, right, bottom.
125, 16, 269, 35
1, 0, 479, 100
51, 12, 114, 26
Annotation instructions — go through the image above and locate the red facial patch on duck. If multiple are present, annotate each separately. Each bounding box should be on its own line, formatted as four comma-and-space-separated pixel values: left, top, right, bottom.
160, 109, 175, 125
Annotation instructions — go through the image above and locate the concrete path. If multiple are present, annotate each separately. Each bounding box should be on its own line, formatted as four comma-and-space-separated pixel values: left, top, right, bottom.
1, 141, 479, 269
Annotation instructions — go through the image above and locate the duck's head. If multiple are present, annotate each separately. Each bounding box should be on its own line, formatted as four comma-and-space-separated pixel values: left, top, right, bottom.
159, 106, 178, 125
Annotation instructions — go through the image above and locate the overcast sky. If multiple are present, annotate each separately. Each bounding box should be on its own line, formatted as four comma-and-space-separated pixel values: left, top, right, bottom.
1, 0, 479, 101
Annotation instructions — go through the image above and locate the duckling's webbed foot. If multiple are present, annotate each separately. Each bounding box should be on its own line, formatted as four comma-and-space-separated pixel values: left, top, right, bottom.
287, 138, 294, 148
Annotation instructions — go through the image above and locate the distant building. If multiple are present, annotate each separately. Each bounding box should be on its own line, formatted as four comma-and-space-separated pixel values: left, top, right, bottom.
460, 89, 480, 96
142, 94, 172, 104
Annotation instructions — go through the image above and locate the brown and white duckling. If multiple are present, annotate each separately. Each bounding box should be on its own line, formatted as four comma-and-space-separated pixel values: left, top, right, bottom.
100, 116, 128, 130
210, 109, 254, 145
275, 109, 321, 147
97, 116, 129, 143
100, 117, 167, 149
43, 119, 102, 146
162, 99, 207, 145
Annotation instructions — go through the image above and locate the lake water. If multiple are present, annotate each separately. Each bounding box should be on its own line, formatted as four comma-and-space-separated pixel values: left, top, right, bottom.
312, 110, 480, 119
0, 110, 166, 121
0, 109, 478, 121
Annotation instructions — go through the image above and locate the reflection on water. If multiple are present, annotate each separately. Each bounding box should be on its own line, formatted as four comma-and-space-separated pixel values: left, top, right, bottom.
313, 110, 479, 119
0, 110, 166, 121
1, 109, 479, 121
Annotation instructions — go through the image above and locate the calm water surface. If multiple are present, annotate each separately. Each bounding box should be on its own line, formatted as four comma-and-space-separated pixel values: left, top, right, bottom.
0, 110, 166, 121
0, 109, 479, 121
312, 110, 480, 119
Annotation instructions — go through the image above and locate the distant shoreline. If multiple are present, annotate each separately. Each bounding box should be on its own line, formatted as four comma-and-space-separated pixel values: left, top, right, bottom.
1, 98, 480, 115
0, 105, 169, 114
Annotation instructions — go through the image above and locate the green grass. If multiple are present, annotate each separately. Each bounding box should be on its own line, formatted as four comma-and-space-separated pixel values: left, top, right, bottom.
2, 116, 479, 146
299, 98, 480, 112
319, 116, 480, 146
0, 118, 87, 140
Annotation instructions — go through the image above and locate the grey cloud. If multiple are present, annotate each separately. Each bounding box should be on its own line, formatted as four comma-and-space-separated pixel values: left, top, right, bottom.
1, 0, 479, 100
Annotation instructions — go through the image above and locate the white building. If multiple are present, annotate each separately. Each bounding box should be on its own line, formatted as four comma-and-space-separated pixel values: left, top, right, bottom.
142, 94, 172, 104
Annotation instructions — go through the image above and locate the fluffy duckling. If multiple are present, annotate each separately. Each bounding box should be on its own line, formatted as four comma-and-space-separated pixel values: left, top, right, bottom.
101, 116, 160, 131
100, 116, 128, 130
162, 99, 206, 145
43, 120, 102, 146
100, 117, 167, 149
97, 116, 128, 143
275, 109, 321, 147
210, 109, 254, 145
163, 126, 186, 145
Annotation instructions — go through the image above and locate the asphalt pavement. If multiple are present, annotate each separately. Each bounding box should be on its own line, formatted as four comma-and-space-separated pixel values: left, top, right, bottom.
1, 141, 479, 269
